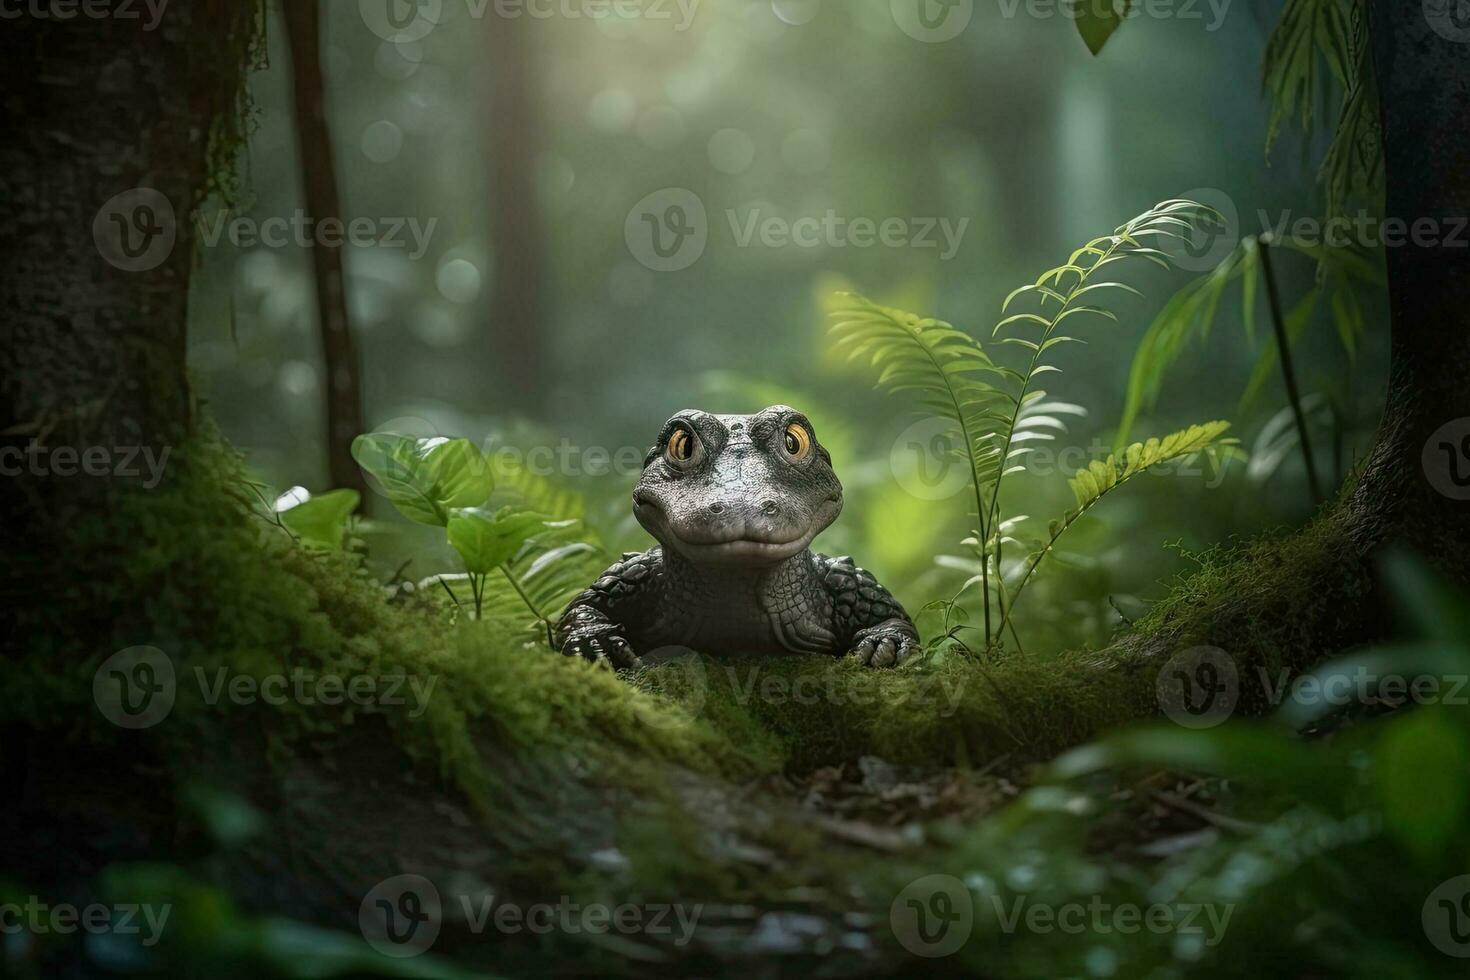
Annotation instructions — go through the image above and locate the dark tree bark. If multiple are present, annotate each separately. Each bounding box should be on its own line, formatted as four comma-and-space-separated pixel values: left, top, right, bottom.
484, 17, 548, 411
0, 3, 255, 461
1341, 1, 1470, 563
282, 0, 368, 496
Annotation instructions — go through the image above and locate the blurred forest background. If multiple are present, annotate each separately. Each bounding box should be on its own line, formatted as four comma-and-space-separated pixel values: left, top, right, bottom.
190, 0, 1387, 654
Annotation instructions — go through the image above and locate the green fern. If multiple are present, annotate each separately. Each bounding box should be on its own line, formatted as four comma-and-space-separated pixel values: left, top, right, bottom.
832, 200, 1225, 650
995, 422, 1240, 639
1263, 0, 1381, 219
1117, 234, 1383, 446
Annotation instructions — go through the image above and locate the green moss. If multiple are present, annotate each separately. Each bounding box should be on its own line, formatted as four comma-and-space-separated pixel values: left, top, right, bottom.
9, 426, 770, 812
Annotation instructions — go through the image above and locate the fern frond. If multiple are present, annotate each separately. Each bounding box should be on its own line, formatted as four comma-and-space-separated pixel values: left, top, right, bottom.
995, 422, 1240, 638
1263, 0, 1380, 218
1118, 233, 1382, 445
829, 295, 1013, 514
488, 453, 587, 522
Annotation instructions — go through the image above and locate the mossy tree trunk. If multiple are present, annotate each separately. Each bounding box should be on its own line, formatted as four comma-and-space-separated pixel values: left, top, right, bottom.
0, 2, 256, 467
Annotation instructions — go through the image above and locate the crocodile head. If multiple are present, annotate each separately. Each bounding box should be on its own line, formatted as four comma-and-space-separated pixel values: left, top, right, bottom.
633, 405, 843, 567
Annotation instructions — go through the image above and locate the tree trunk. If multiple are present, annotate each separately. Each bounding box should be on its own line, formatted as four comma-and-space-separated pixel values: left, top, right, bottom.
484, 17, 548, 411
0, 4, 255, 464
1345, 1, 1470, 561
282, 0, 368, 496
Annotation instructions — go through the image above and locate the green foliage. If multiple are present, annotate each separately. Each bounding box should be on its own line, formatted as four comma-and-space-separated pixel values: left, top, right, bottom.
1118, 234, 1383, 446
1073, 0, 1130, 55
350, 434, 493, 526
276, 488, 359, 550
352, 428, 595, 627
831, 200, 1238, 652
1262, 0, 1380, 219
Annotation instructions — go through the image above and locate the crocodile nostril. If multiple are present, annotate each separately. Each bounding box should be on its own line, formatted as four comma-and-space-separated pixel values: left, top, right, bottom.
708, 502, 725, 515
760, 499, 779, 515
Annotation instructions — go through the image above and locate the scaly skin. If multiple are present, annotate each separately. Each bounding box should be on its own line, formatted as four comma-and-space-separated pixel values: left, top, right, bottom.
553, 406, 920, 669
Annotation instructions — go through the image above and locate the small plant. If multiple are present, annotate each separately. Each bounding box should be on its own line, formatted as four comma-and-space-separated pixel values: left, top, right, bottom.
831, 200, 1241, 654
350, 432, 595, 639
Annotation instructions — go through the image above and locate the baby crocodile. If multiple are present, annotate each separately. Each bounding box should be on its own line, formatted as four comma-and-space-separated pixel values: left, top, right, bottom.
553, 406, 920, 669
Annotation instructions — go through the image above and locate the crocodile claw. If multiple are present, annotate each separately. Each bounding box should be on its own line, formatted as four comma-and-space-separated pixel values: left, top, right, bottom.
846, 620, 921, 668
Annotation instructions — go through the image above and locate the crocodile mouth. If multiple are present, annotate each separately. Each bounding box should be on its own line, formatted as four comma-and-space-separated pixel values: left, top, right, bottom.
669, 533, 815, 564
632, 493, 823, 566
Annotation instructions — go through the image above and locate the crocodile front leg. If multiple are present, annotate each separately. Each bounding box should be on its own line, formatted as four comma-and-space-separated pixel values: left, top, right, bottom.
552, 550, 665, 670
816, 554, 922, 667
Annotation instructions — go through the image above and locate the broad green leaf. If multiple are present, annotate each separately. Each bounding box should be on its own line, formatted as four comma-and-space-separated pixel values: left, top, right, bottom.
351, 433, 493, 526
446, 506, 550, 574
278, 489, 359, 549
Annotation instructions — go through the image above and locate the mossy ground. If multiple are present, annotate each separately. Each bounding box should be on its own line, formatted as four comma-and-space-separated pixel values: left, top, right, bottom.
12, 427, 1451, 978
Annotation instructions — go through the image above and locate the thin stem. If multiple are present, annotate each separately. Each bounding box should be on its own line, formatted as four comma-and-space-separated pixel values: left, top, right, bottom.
498, 563, 552, 641
1258, 237, 1324, 507
986, 235, 1128, 644
906, 326, 994, 646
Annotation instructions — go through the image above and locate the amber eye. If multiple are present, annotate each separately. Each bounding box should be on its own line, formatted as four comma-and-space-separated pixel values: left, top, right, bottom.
783, 422, 812, 460
666, 427, 696, 463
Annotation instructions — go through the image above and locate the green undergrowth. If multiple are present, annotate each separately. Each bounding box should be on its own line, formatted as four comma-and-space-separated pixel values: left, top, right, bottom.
635, 649, 1156, 772
7, 429, 772, 811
